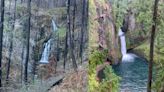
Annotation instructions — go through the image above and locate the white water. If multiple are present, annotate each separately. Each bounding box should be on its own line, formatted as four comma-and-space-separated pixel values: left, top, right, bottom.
118, 28, 127, 56
118, 28, 137, 62
52, 19, 58, 32
39, 19, 58, 63
40, 39, 51, 63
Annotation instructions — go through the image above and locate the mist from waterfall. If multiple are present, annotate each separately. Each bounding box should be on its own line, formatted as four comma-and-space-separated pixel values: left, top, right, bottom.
118, 28, 136, 62
39, 19, 58, 63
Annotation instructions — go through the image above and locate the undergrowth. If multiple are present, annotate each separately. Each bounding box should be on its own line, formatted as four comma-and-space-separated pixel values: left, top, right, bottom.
88, 50, 120, 92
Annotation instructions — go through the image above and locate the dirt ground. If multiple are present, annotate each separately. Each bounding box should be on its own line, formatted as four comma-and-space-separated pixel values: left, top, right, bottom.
49, 63, 88, 92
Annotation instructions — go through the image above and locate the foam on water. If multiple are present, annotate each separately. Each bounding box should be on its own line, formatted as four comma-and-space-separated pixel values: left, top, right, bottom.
122, 53, 138, 62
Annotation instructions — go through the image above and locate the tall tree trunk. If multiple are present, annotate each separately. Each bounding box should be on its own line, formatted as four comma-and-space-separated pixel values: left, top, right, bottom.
56, 33, 60, 61
85, 0, 89, 44
67, 0, 77, 71
32, 40, 38, 82
72, 0, 76, 50
80, 0, 86, 63
24, 0, 31, 84
63, 31, 68, 70
6, 0, 17, 83
21, 44, 25, 85
147, 0, 159, 92
7, 0, 12, 27
0, 0, 5, 88
32, 2, 40, 82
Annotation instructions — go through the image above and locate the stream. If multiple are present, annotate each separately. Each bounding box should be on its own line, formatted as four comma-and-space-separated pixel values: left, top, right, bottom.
113, 56, 148, 92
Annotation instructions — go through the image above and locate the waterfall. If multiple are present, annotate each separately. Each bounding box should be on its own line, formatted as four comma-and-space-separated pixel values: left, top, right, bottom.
52, 19, 58, 32
39, 19, 58, 64
40, 39, 51, 63
118, 28, 137, 62
118, 28, 127, 56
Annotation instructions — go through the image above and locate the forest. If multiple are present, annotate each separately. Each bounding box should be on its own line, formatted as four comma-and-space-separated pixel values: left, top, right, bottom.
0, 0, 164, 92
88, 0, 164, 92
0, 0, 88, 92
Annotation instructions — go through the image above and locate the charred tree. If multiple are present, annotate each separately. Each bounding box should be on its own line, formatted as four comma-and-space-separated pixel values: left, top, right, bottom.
63, 31, 68, 70
24, 0, 31, 84
67, 0, 77, 71
56, 33, 60, 61
21, 44, 25, 84
0, 0, 5, 88
72, 0, 76, 50
80, 0, 86, 63
6, 0, 17, 83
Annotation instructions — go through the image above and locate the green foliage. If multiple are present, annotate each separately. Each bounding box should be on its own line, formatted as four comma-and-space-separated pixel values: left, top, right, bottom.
153, 1, 164, 91
153, 64, 164, 92
88, 50, 108, 92
55, 27, 66, 38
88, 0, 99, 50
88, 69, 99, 92
110, 0, 129, 29
130, 0, 153, 36
88, 50, 120, 92
98, 66, 121, 92
110, 0, 153, 35
47, 7, 67, 16
89, 50, 108, 70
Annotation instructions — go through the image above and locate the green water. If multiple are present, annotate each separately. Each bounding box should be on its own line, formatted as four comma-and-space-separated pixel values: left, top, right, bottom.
113, 57, 148, 92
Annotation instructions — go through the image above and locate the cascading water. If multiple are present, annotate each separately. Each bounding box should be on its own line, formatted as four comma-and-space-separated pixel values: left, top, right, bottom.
118, 28, 127, 56
118, 28, 137, 62
115, 28, 148, 92
39, 19, 58, 63
52, 19, 58, 32
40, 39, 51, 63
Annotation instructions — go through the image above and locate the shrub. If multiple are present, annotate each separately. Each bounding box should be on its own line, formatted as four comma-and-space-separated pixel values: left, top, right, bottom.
88, 50, 120, 92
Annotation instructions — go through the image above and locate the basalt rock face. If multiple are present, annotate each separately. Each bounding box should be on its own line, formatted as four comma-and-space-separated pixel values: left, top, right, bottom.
89, 0, 121, 64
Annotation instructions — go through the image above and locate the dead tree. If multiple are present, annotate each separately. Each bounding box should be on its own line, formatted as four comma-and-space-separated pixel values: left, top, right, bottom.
24, 0, 32, 83
6, 0, 17, 83
0, 0, 5, 87
67, 0, 77, 71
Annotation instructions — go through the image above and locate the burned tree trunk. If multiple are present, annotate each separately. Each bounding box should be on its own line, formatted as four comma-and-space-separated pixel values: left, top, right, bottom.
72, 0, 76, 50
80, 0, 86, 63
0, 0, 5, 88
56, 33, 60, 62
67, 0, 77, 71
6, 0, 17, 83
24, 0, 31, 83
63, 31, 68, 70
